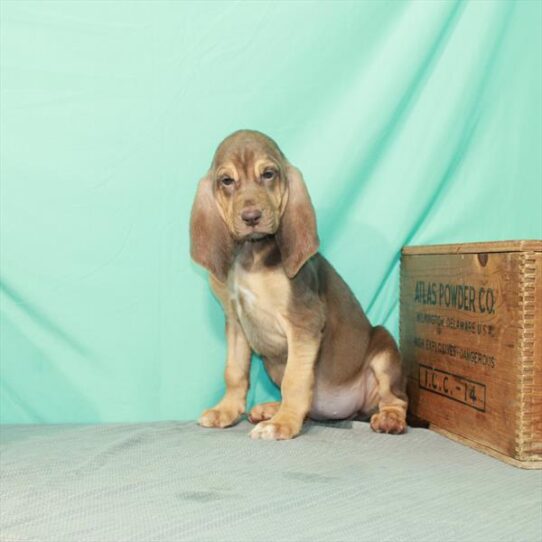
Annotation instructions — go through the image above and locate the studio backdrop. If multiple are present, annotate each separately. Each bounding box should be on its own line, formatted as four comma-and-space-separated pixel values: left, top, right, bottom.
1, 0, 541, 423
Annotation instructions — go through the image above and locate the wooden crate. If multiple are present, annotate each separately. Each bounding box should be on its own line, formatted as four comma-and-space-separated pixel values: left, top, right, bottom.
400, 241, 542, 469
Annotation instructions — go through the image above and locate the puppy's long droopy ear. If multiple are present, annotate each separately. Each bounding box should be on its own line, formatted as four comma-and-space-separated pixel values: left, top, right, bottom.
190, 175, 234, 282
276, 165, 319, 278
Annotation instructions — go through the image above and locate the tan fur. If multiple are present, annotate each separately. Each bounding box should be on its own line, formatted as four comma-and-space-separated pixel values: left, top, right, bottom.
190, 130, 407, 440
199, 275, 251, 429
248, 401, 280, 423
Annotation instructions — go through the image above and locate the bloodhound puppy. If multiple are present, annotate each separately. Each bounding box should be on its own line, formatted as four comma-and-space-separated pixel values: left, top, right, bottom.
190, 130, 407, 440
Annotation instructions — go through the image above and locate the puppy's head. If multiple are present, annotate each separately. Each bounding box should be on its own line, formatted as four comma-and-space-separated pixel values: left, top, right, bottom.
190, 130, 319, 281
212, 130, 286, 241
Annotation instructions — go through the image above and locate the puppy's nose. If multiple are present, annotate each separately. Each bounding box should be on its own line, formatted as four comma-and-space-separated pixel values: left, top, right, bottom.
241, 208, 262, 226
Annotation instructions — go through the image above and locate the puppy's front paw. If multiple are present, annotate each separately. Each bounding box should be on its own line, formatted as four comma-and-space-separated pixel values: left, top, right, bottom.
250, 417, 301, 440
248, 402, 281, 423
199, 407, 241, 429
370, 408, 406, 434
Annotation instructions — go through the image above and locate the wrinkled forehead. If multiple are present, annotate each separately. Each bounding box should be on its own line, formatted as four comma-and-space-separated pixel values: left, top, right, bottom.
212, 133, 285, 178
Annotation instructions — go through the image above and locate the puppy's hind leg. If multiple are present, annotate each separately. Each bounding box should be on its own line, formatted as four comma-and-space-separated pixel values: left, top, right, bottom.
367, 326, 408, 434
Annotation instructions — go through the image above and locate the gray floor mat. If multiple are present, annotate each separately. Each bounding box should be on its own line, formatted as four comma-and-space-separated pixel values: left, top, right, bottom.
1, 420, 541, 542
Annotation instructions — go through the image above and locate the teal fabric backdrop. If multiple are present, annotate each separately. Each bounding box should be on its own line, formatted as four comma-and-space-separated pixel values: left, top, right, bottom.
1, 1, 541, 423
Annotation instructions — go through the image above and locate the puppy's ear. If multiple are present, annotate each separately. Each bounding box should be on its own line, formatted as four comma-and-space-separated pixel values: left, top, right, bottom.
276, 165, 319, 278
190, 175, 234, 282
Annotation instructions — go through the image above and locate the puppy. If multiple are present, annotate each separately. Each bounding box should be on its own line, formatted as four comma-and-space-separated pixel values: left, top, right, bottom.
190, 130, 407, 440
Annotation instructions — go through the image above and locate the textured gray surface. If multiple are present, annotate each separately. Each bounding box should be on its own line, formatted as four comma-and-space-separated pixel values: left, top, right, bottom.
1, 420, 541, 542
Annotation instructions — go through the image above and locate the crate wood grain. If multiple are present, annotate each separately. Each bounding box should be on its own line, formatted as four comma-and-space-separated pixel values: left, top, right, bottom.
400, 240, 542, 469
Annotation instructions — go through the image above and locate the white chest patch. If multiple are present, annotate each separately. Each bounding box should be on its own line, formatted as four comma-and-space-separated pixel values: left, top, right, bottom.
231, 276, 257, 309
228, 261, 288, 358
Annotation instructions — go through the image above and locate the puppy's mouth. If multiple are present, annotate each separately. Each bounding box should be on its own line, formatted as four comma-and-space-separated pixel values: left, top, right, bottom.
235, 219, 277, 242
243, 231, 274, 242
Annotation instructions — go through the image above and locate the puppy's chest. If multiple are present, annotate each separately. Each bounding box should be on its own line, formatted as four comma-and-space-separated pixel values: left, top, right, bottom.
229, 263, 289, 356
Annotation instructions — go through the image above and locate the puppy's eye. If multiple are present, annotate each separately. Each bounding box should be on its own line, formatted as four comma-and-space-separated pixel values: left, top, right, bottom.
221, 177, 235, 186
262, 170, 275, 181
